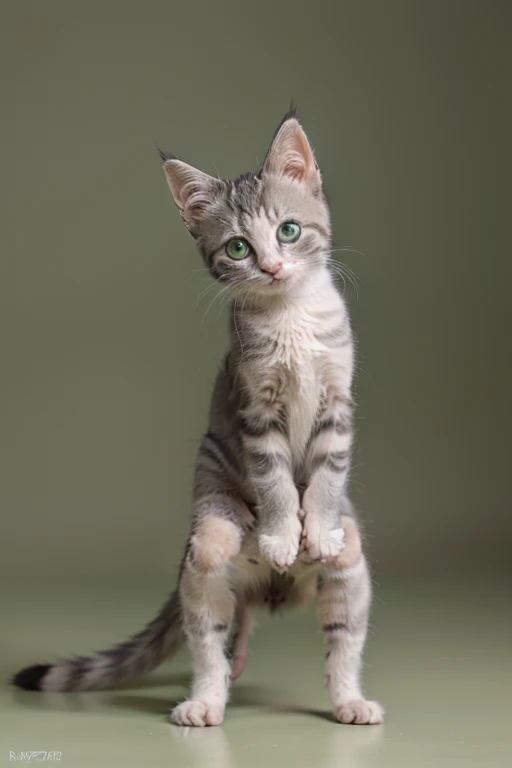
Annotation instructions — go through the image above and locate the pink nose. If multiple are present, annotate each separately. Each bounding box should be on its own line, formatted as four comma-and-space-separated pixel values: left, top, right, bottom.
261, 262, 282, 276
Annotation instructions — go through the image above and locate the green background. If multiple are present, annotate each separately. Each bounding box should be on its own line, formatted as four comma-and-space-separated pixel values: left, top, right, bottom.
2, 1, 511, 765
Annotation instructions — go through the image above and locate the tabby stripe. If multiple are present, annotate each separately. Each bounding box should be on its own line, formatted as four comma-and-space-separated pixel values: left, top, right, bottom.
330, 450, 349, 461
326, 458, 348, 473
67, 659, 89, 691
309, 450, 349, 472
197, 445, 225, 469
246, 451, 287, 476
322, 622, 348, 633
240, 416, 287, 438
204, 431, 239, 471
308, 222, 330, 238
316, 325, 351, 347
311, 417, 352, 439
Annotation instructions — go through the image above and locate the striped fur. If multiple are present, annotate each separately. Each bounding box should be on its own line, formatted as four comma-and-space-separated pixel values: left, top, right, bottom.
12, 114, 382, 727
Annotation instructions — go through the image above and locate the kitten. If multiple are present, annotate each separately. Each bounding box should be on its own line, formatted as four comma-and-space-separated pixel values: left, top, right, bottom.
12, 111, 383, 726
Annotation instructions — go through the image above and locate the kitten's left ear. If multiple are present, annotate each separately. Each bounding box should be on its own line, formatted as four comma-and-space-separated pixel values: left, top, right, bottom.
262, 115, 321, 191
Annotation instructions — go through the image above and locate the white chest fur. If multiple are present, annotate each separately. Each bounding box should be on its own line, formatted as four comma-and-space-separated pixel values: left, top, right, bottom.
245, 287, 353, 461
271, 307, 325, 459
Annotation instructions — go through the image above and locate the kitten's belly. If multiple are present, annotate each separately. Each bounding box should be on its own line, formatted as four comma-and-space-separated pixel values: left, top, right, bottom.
232, 534, 320, 610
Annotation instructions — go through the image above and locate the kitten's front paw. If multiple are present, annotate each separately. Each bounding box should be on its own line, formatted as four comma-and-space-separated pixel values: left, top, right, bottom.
335, 699, 384, 725
259, 516, 302, 571
299, 514, 345, 563
170, 700, 224, 727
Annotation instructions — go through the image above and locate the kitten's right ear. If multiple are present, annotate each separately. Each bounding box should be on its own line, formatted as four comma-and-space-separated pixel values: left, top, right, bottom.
160, 154, 222, 234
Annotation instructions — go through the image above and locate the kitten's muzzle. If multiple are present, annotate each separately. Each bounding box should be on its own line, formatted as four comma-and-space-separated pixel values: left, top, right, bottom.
267, 262, 297, 284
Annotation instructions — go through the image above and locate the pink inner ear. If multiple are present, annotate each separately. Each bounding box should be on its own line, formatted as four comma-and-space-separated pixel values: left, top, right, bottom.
179, 180, 211, 217
163, 159, 220, 229
281, 149, 308, 182
264, 118, 320, 186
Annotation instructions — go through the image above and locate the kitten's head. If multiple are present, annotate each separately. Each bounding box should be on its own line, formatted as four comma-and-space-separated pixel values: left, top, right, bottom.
161, 112, 331, 298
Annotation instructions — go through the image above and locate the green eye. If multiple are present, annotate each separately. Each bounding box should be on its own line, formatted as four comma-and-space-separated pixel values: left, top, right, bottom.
226, 238, 250, 260
277, 222, 301, 243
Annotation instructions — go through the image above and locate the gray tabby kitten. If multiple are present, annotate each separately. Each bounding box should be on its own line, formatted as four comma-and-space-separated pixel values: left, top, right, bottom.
13, 112, 383, 726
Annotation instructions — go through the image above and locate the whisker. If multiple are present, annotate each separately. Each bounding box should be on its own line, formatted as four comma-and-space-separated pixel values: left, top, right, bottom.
217, 291, 233, 318
193, 280, 218, 309
185, 267, 212, 285
232, 297, 244, 360
329, 247, 369, 260
329, 269, 347, 294
356, 364, 376, 390
339, 262, 361, 285
325, 257, 361, 299
200, 280, 232, 324
338, 266, 359, 299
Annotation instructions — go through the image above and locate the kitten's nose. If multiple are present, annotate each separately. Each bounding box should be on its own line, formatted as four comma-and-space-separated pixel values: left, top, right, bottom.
261, 262, 282, 276
260, 258, 295, 282
268, 262, 296, 282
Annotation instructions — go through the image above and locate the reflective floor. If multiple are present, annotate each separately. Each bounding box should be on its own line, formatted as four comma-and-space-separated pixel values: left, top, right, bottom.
2, 579, 511, 767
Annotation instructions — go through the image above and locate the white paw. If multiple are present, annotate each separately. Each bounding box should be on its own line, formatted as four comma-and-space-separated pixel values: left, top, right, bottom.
170, 700, 224, 727
259, 517, 302, 571
301, 515, 345, 562
335, 699, 384, 725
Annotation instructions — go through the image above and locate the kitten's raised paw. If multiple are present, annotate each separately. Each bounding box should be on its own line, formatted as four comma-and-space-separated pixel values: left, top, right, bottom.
170, 700, 224, 727
259, 523, 301, 571
300, 514, 345, 563
335, 699, 384, 725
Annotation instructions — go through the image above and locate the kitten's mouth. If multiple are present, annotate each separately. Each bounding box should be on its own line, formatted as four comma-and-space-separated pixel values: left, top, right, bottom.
269, 263, 296, 285
268, 276, 292, 290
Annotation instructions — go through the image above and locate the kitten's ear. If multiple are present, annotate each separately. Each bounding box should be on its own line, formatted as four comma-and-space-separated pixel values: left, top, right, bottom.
161, 156, 222, 233
262, 116, 321, 190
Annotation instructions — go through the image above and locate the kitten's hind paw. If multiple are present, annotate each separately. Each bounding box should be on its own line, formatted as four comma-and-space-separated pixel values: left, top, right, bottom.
335, 699, 384, 725
170, 700, 224, 727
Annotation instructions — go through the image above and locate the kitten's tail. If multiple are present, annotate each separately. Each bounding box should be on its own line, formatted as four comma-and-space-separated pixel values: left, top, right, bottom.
11, 590, 183, 692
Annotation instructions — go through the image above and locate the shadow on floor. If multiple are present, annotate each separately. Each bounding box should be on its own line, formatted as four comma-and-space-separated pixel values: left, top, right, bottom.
8, 674, 337, 723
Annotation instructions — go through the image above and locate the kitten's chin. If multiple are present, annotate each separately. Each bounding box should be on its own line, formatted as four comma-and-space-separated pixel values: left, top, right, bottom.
246, 280, 296, 301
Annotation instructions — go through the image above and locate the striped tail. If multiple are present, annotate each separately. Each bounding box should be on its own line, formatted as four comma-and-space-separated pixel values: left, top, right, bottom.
12, 590, 183, 692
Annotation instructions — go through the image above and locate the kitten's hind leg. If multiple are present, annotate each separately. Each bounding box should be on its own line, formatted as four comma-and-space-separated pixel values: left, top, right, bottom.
317, 518, 384, 725
171, 508, 244, 727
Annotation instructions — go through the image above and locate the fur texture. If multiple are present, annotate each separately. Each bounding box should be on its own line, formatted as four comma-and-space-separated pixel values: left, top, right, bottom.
12, 114, 383, 727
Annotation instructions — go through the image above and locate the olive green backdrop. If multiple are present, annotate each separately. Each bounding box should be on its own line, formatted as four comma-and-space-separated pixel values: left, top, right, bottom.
2, 0, 511, 587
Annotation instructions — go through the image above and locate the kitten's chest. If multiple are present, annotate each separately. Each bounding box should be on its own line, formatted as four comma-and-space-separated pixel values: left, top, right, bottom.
254, 309, 345, 457
286, 356, 321, 460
